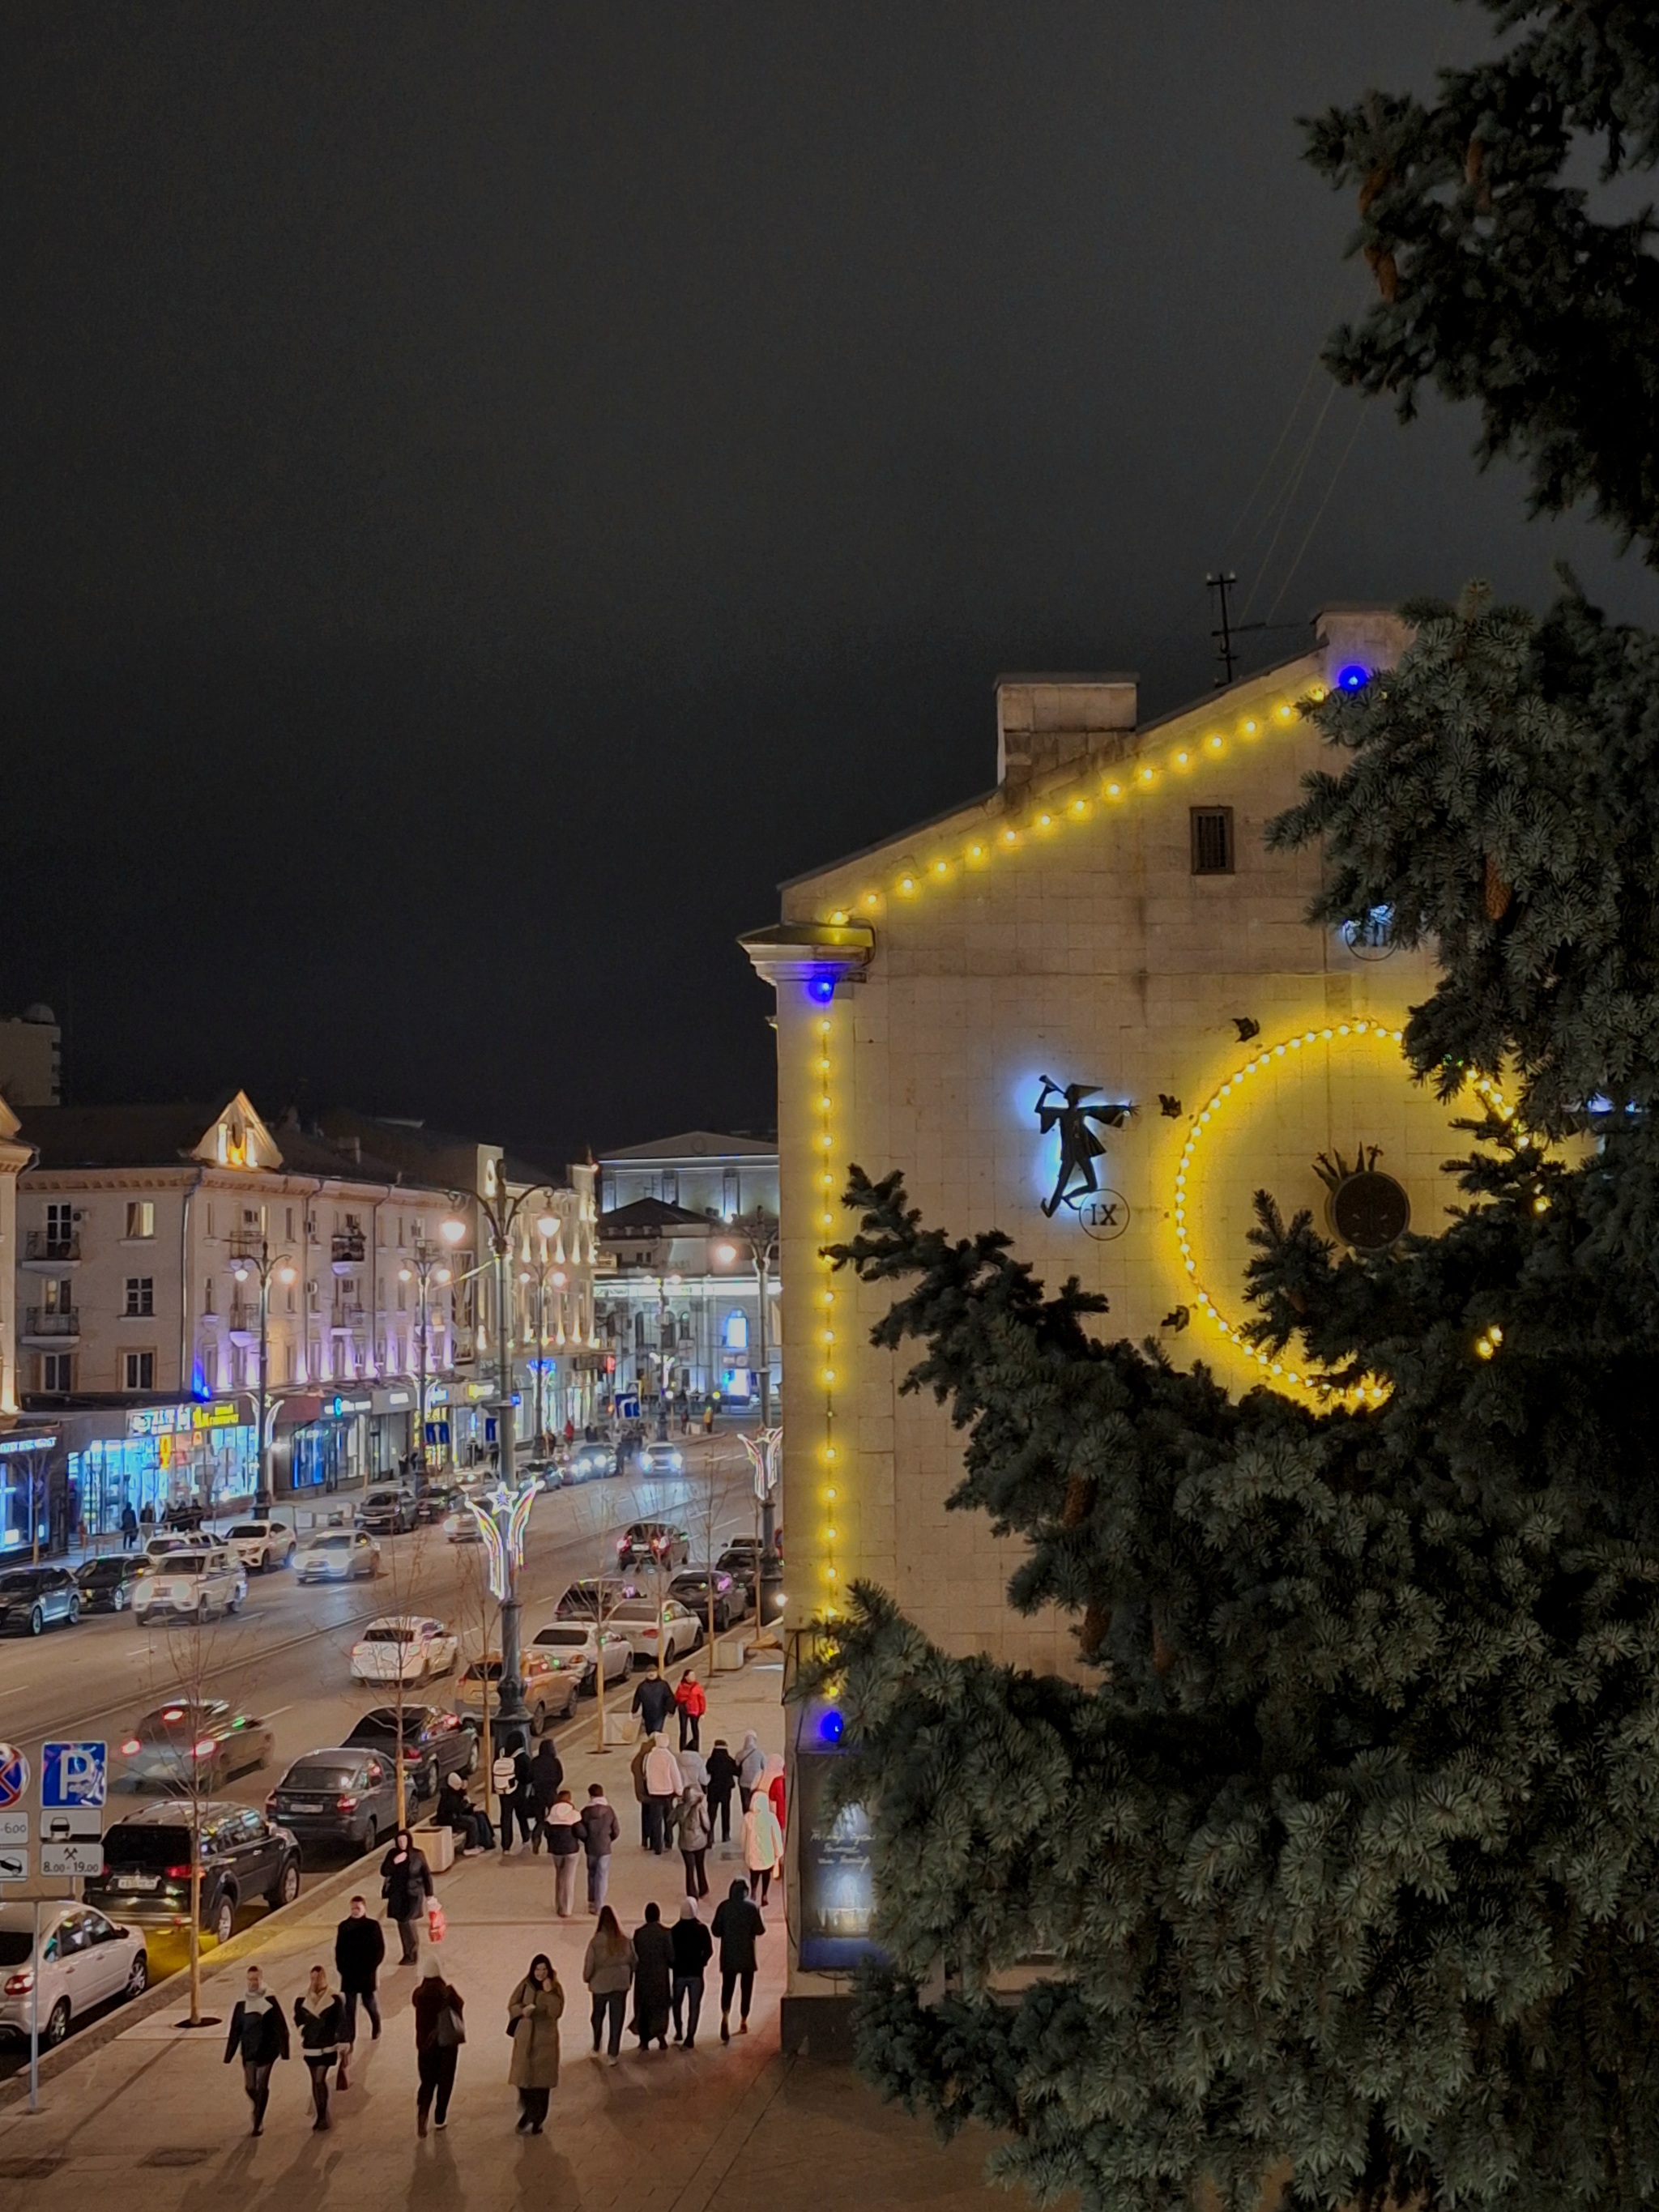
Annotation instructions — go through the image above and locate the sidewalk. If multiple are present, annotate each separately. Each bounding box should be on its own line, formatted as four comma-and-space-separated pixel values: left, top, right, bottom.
0, 1653, 1009, 2212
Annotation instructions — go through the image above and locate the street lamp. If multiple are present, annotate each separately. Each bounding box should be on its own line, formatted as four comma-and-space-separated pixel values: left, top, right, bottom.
446, 1178, 563, 1752
397, 1239, 455, 1497
228, 1238, 298, 1515
714, 1211, 782, 1609
518, 1248, 566, 1456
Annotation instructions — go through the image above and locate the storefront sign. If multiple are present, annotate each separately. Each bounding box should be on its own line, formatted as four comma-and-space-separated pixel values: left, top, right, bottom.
192, 1401, 239, 1429
127, 1406, 183, 1436
0, 1434, 53, 1456
428, 1386, 450, 1405
331, 1395, 373, 1417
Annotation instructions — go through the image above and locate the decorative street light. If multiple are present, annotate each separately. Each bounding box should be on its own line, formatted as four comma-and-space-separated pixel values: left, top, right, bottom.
714, 1209, 782, 1610
446, 1177, 562, 1751
518, 1251, 567, 1456
397, 1238, 454, 1497
228, 1238, 298, 1514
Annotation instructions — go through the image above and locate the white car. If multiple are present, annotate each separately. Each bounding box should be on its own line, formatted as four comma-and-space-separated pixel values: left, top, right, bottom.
296, 1529, 382, 1583
139, 1533, 194, 1567
131, 1546, 246, 1623
0, 1903, 149, 2049
608, 1595, 702, 1664
442, 1508, 483, 1545
531, 1618, 634, 1694
350, 1614, 460, 1686
217, 1518, 296, 1572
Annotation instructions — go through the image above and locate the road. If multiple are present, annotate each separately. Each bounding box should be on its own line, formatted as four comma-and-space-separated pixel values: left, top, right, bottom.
0, 1437, 761, 2073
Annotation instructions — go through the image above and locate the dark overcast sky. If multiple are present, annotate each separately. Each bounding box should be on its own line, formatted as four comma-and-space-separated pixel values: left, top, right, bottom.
2, 3, 1652, 1165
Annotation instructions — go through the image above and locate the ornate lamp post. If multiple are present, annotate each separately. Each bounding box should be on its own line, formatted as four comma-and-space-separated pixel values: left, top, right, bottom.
518, 1251, 567, 1455
397, 1238, 454, 1497
714, 1210, 781, 1604
447, 1178, 562, 1750
229, 1238, 298, 1514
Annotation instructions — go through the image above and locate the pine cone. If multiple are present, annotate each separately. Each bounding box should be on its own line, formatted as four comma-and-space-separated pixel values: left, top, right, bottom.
1365, 244, 1400, 301
1078, 1598, 1111, 1660
1484, 853, 1513, 921
1060, 1474, 1094, 1531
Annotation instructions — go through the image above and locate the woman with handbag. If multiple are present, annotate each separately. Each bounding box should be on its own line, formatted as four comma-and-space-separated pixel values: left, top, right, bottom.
506, 1954, 565, 2132
292, 1965, 346, 2133
412, 1955, 466, 2136
381, 1829, 434, 1965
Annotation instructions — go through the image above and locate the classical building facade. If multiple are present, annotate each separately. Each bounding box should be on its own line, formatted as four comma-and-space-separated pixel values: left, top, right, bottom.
744, 608, 1495, 2020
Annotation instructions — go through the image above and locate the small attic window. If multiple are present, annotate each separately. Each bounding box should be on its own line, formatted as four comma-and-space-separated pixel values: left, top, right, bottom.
1190, 806, 1235, 876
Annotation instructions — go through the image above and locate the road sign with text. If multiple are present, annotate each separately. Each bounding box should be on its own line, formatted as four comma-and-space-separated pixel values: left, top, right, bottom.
41, 1741, 107, 1810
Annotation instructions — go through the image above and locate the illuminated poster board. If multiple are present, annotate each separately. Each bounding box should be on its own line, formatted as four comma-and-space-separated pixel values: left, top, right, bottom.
793, 1703, 882, 1973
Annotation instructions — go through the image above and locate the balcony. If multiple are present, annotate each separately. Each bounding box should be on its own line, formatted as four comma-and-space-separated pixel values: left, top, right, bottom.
228, 1302, 258, 1345
22, 1230, 79, 1266
330, 1304, 366, 1332
22, 1307, 80, 1345
331, 1232, 366, 1268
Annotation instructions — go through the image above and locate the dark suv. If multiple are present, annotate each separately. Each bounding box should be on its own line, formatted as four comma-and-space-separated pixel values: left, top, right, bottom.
267, 1750, 399, 1854
616, 1521, 690, 1568
355, 1488, 418, 1535
0, 1566, 79, 1635
86, 1801, 301, 1948
343, 1705, 479, 1801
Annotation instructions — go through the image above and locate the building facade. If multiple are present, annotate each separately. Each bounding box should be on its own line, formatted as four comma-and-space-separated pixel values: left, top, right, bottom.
744, 608, 1495, 2017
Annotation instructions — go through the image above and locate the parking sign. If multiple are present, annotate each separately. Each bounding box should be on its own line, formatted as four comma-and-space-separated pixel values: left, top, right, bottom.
41, 1741, 107, 1811
0, 1745, 27, 1810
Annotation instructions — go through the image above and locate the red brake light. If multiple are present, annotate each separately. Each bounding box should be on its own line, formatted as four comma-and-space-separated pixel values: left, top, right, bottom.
160, 1707, 185, 1721
194, 1738, 217, 1758
120, 1738, 142, 1756
3, 1970, 34, 1996
164, 1864, 193, 1880
336, 1795, 359, 1811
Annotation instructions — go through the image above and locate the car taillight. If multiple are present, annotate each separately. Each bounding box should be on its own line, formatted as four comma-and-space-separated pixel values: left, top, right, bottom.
3, 1970, 34, 1996
643, 1626, 659, 1639
336, 1795, 359, 1811
194, 1738, 217, 1758
120, 1737, 142, 1756
165, 1864, 193, 1880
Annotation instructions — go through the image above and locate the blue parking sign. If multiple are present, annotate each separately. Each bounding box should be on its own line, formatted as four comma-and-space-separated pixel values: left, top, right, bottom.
41, 1741, 107, 1810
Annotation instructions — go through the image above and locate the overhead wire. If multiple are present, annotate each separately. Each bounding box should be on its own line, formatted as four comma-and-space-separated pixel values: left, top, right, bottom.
1264, 403, 1371, 624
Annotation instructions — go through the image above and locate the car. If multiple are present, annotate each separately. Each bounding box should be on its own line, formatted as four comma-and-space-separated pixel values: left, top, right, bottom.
608, 1595, 702, 1664
553, 1575, 642, 1619
442, 1506, 483, 1544
454, 1648, 581, 1737
349, 1614, 460, 1686
638, 1440, 684, 1475
0, 1903, 149, 2049
531, 1617, 634, 1694
267, 1749, 399, 1854
343, 1704, 479, 1801
86, 1801, 301, 1948
0, 1565, 80, 1635
355, 1487, 418, 1536
130, 1546, 245, 1622
616, 1520, 691, 1569
564, 1441, 612, 1484
140, 1532, 194, 1566
217, 1517, 296, 1572
75, 1553, 148, 1614
412, 1482, 467, 1525
296, 1529, 382, 1582
119, 1699, 276, 1792
668, 1567, 745, 1632
524, 1459, 563, 1492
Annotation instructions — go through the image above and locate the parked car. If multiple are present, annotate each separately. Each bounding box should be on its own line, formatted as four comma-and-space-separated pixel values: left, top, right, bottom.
119, 1699, 275, 1792
0, 1903, 149, 2049
86, 1801, 301, 1947
412, 1483, 467, 1525
524, 1459, 562, 1491
343, 1703, 479, 1801
140, 1532, 194, 1567
668, 1567, 745, 1632
563, 1441, 612, 1484
0, 1565, 80, 1635
130, 1546, 245, 1623
355, 1487, 418, 1536
531, 1617, 634, 1694
267, 1749, 398, 1854
608, 1595, 702, 1664
616, 1520, 690, 1569
349, 1614, 459, 1686
638, 1440, 684, 1475
454, 1648, 580, 1737
553, 1575, 641, 1619
75, 1553, 147, 1614
442, 1505, 483, 1544
296, 1529, 381, 1583
216, 1517, 296, 1572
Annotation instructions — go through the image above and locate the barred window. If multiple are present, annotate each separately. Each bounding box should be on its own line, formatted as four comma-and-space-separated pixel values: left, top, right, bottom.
1190, 806, 1235, 876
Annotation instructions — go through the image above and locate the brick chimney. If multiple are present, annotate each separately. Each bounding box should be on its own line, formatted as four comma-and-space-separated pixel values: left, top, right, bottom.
995, 675, 1137, 791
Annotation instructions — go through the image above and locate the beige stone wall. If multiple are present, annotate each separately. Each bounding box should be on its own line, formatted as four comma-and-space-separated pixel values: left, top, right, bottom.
770, 625, 1491, 1678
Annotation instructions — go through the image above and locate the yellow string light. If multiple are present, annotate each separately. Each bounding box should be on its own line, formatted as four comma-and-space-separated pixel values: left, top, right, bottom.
813, 1008, 841, 1619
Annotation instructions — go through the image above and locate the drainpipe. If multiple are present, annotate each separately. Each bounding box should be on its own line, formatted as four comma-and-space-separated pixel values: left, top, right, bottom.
178, 1168, 206, 1393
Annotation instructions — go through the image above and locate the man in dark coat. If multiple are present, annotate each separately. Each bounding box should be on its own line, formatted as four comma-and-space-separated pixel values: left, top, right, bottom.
527, 1738, 563, 1852
333, 1894, 386, 2084
630, 1901, 676, 2050
381, 1831, 434, 1963
223, 1964, 290, 2134
711, 1879, 766, 2042
671, 1898, 714, 2048
705, 1738, 740, 1845
578, 1784, 620, 1913
632, 1669, 676, 1738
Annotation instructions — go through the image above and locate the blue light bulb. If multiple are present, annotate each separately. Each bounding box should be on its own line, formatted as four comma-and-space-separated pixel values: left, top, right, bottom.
807, 974, 836, 1004
819, 1709, 845, 1745
1337, 663, 1371, 692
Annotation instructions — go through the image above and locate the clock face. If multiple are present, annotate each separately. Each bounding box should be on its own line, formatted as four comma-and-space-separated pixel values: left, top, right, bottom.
1328, 1170, 1410, 1252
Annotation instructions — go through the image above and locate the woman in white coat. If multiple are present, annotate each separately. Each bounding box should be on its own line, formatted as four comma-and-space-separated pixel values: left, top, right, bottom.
740, 1788, 783, 1905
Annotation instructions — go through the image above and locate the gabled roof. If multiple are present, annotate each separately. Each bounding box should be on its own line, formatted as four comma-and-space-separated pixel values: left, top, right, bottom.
599, 1130, 776, 1163
19, 1100, 252, 1171
599, 1196, 713, 1234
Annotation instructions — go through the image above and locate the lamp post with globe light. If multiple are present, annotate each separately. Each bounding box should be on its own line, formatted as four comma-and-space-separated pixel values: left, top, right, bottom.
518, 1249, 567, 1455
228, 1238, 299, 1514
713, 1210, 781, 1614
445, 1179, 563, 1750
397, 1238, 454, 1497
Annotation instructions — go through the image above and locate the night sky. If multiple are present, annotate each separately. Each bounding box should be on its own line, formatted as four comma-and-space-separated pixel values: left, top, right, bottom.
3, 4, 1651, 1168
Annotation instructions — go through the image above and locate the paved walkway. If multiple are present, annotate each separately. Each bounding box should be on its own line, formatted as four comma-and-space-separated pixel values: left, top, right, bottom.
0, 1653, 1009, 2211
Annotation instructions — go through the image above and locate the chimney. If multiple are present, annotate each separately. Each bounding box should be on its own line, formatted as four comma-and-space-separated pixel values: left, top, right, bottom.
1314, 606, 1414, 690
996, 675, 1137, 791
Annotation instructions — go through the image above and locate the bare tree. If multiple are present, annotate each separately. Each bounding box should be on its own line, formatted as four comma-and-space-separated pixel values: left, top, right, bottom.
686, 1436, 748, 1665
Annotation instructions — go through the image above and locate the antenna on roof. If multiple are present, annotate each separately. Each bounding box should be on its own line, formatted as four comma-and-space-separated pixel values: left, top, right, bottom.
1205, 570, 1317, 688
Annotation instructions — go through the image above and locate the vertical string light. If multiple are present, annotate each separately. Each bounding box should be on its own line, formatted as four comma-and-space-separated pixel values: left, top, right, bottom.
812, 1004, 841, 1619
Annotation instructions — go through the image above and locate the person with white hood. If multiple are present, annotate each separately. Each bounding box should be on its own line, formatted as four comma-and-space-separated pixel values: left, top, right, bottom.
642, 1732, 683, 1856
544, 1786, 584, 1917
736, 1728, 765, 1813
741, 1786, 783, 1905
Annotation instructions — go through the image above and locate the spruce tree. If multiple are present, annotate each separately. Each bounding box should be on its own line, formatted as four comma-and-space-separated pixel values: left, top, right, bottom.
807, 15, 1659, 2212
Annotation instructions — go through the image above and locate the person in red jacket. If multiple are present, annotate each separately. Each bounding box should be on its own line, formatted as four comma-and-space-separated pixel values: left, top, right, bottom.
674, 1669, 707, 1753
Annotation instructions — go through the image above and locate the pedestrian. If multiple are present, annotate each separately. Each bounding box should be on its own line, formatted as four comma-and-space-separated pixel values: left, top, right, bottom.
578, 1782, 620, 1913
671, 1896, 713, 2048
712, 1878, 766, 2043
412, 1954, 465, 2136
493, 1745, 523, 1852
582, 1905, 635, 2065
737, 1728, 764, 1812
644, 1733, 682, 1855
545, 1788, 583, 1917
139, 1498, 155, 1530
629, 1728, 652, 1845
674, 1668, 706, 1752
292, 1964, 345, 2132
706, 1737, 739, 1845
630, 1901, 675, 2051
672, 1778, 711, 1898
222, 1964, 289, 2136
742, 1788, 783, 1904
631, 1667, 676, 1738
679, 1742, 709, 1793
528, 1737, 564, 1852
507, 1953, 565, 2133
382, 1828, 434, 1964
703, 1402, 714, 1434
436, 1770, 490, 1852
333, 1894, 386, 2085
120, 1499, 139, 1550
